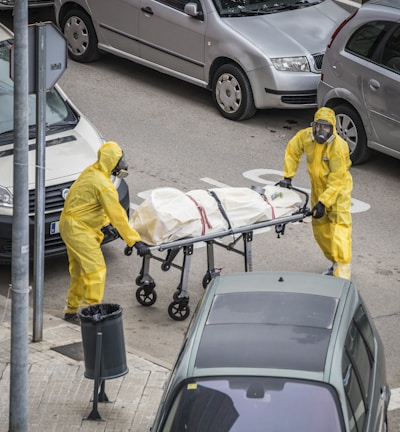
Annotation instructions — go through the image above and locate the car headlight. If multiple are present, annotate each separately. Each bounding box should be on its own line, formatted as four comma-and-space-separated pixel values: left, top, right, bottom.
270, 56, 310, 72
0, 186, 13, 207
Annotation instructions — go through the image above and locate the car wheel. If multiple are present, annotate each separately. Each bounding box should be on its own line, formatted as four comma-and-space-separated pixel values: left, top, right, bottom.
212, 64, 256, 121
61, 8, 100, 63
333, 104, 370, 165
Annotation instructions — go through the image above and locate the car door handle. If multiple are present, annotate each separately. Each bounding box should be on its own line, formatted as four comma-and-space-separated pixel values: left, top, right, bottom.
368, 79, 380, 91
141, 6, 154, 15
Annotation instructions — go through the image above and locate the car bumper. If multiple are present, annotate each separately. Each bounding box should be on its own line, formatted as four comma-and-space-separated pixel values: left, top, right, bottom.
263, 87, 317, 107
0, 179, 130, 265
248, 67, 320, 109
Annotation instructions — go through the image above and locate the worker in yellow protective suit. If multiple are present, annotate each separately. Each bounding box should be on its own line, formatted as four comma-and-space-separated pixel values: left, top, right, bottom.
60, 141, 149, 323
279, 107, 353, 279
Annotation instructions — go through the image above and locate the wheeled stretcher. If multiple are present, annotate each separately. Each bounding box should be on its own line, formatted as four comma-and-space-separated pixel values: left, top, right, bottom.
125, 185, 311, 321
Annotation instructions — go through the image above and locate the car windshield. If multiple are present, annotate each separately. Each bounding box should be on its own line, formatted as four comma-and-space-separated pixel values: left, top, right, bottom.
214, 0, 322, 17
161, 376, 344, 431
0, 38, 78, 145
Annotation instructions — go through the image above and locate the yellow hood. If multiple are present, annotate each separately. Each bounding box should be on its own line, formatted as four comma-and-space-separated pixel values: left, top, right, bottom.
95, 141, 123, 175
314, 107, 337, 131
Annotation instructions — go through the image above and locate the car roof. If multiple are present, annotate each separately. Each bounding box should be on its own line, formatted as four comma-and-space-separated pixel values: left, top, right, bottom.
184, 271, 355, 381
0, 23, 13, 42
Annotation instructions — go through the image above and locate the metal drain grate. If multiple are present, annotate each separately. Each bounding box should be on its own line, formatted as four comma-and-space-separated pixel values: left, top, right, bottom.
51, 342, 84, 361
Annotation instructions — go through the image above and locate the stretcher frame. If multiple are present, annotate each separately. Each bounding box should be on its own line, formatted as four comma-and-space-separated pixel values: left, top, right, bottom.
129, 186, 311, 321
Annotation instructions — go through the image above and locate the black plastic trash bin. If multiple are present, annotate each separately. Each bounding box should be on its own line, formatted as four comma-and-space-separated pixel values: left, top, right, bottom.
79, 303, 129, 380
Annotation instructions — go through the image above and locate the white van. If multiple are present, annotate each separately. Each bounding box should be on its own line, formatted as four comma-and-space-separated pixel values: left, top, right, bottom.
0, 1, 53, 10
0, 23, 130, 264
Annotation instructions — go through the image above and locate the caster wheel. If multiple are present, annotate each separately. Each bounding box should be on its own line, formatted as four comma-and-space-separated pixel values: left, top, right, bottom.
136, 286, 157, 306
168, 301, 190, 321
161, 262, 171, 271
202, 272, 212, 289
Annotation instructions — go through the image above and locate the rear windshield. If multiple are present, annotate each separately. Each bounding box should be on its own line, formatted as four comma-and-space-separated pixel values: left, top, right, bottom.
0, 38, 78, 144
161, 376, 344, 432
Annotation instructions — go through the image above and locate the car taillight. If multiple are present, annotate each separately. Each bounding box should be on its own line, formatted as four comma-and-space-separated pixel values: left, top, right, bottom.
327, 10, 358, 48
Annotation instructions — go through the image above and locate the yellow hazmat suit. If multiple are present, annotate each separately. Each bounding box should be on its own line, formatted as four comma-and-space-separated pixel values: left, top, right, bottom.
60, 141, 142, 315
283, 107, 353, 279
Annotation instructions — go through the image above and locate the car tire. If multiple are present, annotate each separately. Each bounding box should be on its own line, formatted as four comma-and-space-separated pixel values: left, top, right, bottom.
333, 104, 370, 165
61, 8, 100, 63
212, 64, 256, 121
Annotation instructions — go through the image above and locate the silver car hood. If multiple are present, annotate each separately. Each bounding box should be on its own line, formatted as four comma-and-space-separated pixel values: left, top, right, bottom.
223, 3, 350, 57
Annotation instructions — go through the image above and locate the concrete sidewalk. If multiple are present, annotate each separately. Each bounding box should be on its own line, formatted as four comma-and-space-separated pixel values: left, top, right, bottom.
0, 294, 171, 431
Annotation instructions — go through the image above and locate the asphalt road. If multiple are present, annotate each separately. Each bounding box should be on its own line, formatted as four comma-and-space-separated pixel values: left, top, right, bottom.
1, 5, 400, 426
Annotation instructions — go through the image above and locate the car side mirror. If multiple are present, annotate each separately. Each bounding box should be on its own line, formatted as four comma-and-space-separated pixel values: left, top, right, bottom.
184, 2, 203, 19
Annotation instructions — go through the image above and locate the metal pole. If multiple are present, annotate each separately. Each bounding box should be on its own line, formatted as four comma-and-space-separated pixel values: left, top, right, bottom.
33, 24, 47, 342
10, 0, 30, 430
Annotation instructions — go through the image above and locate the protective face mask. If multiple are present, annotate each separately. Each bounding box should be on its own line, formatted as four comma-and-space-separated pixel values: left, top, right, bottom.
312, 122, 333, 144
115, 168, 129, 179
314, 129, 330, 144
112, 154, 129, 178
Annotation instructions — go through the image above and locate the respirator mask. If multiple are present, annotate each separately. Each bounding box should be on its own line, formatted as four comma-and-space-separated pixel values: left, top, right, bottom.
312, 120, 334, 144
112, 153, 129, 179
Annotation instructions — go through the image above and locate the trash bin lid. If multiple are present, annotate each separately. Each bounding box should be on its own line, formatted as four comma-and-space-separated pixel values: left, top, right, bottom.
78, 303, 122, 323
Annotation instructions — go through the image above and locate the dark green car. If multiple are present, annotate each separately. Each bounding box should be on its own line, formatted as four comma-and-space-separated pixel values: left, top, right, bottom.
151, 271, 390, 432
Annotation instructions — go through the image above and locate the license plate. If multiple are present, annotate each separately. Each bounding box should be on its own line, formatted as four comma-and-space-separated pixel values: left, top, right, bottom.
50, 221, 60, 235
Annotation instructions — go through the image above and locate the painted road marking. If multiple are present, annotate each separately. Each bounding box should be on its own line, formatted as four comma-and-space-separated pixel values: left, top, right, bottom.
389, 387, 400, 411
242, 169, 370, 213
335, 0, 362, 9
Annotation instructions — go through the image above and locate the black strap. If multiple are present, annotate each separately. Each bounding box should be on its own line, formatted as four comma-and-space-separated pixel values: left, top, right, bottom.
208, 190, 232, 230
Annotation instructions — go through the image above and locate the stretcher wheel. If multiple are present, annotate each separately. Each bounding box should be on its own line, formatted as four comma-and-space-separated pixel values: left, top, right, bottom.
202, 272, 212, 289
136, 286, 157, 306
168, 300, 190, 321
161, 262, 170, 271
124, 245, 133, 256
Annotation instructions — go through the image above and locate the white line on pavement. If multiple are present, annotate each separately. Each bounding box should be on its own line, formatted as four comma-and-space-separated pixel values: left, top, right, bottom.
334, 0, 362, 8
389, 387, 400, 411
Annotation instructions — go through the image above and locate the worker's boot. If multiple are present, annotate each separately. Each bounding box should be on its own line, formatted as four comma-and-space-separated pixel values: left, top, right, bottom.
322, 262, 335, 276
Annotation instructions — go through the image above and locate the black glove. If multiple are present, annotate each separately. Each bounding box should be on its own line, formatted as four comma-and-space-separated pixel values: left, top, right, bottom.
278, 178, 292, 189
312, 202, 325, 219
102, 224, 120, 239
134, 241, 150, 257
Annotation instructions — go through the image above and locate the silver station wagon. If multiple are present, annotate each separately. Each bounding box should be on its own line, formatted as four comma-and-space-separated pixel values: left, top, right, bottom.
318, 0, 400, 164
54, 0, 352, 121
